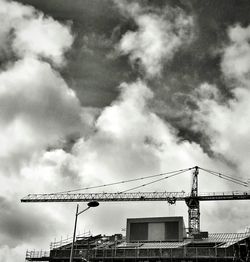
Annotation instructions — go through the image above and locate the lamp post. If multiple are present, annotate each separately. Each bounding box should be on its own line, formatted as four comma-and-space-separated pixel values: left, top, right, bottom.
69, 201, 99, 262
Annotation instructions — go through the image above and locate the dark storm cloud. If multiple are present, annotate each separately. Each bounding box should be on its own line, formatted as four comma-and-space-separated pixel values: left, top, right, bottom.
61, 32, 137, 107
147, 0, 250, 152
0, 196, 60, 247
15, 0, 250, 152
15, 0, 138, 107
157, 0, 250, 94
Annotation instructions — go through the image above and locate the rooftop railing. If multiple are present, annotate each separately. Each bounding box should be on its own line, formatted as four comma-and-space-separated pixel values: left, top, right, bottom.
25, 250, 50, 259
49, 231, 91, 250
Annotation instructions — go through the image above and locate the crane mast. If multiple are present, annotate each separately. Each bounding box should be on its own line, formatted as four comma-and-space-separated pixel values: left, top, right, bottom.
186, 166, 200, 235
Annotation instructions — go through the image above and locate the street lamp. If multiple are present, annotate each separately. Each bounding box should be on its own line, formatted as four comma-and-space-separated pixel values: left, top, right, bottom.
69, 201, 99, 262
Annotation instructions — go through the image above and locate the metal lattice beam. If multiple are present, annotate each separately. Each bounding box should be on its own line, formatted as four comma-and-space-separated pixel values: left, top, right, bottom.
188, 166, 200, 234
21, 191, 250, 203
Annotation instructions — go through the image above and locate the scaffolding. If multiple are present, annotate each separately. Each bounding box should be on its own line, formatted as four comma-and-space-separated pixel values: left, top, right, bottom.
26, 232, 250, 262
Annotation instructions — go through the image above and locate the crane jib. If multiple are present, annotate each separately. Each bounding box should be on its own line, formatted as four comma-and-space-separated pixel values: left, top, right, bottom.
20, 191, 250, 203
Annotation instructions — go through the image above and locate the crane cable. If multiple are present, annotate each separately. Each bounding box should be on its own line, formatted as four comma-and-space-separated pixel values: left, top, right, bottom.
199, 167, 248, 187
118, 169, 190, 193
55, 167, 195, 194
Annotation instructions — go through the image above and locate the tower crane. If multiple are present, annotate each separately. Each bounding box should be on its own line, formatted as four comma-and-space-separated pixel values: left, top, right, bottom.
21, 166, 250, 236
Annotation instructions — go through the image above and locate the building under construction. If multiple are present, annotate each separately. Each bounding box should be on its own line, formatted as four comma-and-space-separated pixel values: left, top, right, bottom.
25, 215, 250, 262
23, 166, 250, 261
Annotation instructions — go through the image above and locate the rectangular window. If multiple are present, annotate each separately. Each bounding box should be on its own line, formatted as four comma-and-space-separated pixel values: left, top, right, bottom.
130, 223, 148, 241
165, 221, 179, 240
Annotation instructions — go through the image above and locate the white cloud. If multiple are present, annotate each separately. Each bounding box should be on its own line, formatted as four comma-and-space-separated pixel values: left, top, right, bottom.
195, 85, 250, 176
0, 57, 83, 171
0, 0, 73, 66
0, 1, 84, 260
0, 0, 80, 171
221, 24, 250, 85
68, 80, 218, 192
116, 1, 193, 77
193, 24, 250, 177
13, 17, 73, 66
0, 0, 33, 57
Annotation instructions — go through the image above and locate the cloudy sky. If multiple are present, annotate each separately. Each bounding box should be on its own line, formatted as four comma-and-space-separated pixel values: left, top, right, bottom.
1, 0, 250, 260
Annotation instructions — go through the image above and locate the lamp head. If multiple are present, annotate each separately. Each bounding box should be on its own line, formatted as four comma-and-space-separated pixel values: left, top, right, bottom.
87, 201, 99, 208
